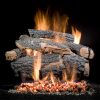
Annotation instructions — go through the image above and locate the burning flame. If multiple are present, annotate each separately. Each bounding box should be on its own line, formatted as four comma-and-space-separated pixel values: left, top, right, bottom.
34, 10, 49, 30
34, 10, 69, 43
62, 69, 68, 81
34, 10, 69, 32
32, 50, 42, 81
70, 64, 77, 82
53, 13, 69, 33
49, 71, 56, 85
72, 27, 81, 44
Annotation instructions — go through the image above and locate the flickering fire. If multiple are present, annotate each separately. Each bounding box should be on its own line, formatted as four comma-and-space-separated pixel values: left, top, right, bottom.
34, 10, 69, 43
70, 64, 77, 82
34, 10, 49, 30
34, 10, 82, 44
52, 13, 69, 33
62, 69, 68, 82
35, 11, 69, 32
72, 26, 81, 44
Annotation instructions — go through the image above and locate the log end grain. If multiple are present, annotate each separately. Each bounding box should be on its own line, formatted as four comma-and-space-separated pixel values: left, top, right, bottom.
5, 51, 17, 61
80, 47, 94, 59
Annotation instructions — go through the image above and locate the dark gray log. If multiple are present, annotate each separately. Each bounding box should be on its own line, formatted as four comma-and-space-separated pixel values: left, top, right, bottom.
28, 29, 74, 42
67, 42, 94, 59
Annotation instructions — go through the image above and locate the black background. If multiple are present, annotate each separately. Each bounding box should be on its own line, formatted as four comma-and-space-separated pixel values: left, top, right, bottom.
0, 0, 100, 86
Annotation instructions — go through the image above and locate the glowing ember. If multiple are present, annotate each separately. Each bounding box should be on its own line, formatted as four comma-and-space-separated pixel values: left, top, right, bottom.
72, 26, 81, 44
16, 80, 88, 94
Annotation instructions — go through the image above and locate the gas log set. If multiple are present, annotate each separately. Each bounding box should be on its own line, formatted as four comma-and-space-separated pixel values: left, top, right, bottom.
5, 11, 95, 95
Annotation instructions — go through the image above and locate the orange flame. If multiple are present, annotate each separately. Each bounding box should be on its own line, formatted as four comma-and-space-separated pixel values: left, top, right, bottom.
34, 10, 69, 32
62, 69, 68, 81
32, 50, 42, 81
49, 71, 56, 85
34, 10, 69, 43
53, 13, 69, 33
70, 64, 77, 82
34, 10, 49, 30
72, 27, 81, 44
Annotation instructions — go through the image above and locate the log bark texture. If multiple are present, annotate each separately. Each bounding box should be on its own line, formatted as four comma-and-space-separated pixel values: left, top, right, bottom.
16, 37, 71, 54
28, 29, 74, 42
11, 54, 60, 76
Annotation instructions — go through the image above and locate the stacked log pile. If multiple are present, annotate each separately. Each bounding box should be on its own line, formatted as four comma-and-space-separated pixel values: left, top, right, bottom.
5, 29, 94, 81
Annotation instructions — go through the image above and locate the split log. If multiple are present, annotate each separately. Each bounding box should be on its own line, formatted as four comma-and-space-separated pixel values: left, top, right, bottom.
28, 29, 74, 42
67, 42, 94, 59
16, 37, 71, 55
5, 48, 25, 61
